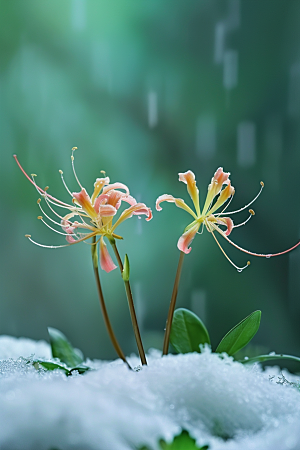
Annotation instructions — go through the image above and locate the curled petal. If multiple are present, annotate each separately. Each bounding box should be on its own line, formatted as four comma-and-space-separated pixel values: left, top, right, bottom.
99, 204, 117, 217
73, 189, 97, 219
156, 194, 198, 219
120, 195, 137, 207
177, 222, 200, 254
103, 182, 129, 196
111, 203, 152, 232
61, 212, 78, 231
208, 216, 234, 236
178, 171, 200, 216
66, 235, 77, 244
94, 194, 110, 213
106, 190, 125, 208
214, 167, 230, 186
91, 177, 110, 204
100, 237, 117, 272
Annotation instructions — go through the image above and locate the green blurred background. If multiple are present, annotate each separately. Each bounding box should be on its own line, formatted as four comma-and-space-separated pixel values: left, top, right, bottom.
1, 0, 300, 361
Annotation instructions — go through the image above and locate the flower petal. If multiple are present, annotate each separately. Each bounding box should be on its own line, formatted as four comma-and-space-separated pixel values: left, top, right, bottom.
100, 237, 117, 272
72, 189, 97, 219
111, 203, 152, 232
177, 222, 200, 254
103, 182, 129, 196
207, 182, 235, 216
91, 177, 110, 204
208, 215, 234, 236
156, 194, 198, 219
99, 204, 118, 217
202, 168, 232, 216
178, 171, 200, 216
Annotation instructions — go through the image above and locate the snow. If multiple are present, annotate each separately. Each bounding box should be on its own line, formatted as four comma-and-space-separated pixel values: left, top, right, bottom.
0, 338, 300, 450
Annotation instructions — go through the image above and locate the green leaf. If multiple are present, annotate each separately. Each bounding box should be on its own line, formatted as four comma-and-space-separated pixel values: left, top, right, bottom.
170, 308, 210, 354
48, 327, 84, 367
34, 360, 70, 375
239, 353, 300, 365
69, 364, 91, 375
216, 310, 261, 356
139, 430, 209, 450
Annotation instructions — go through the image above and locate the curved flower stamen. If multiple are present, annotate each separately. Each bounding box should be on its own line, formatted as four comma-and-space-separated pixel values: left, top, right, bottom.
156, 167, 300, 270
15, 151, 152, 273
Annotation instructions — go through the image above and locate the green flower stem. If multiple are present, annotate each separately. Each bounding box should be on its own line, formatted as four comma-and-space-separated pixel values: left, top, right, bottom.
110, 241, 147, 366
91, 237, 131, 370
163, 251, 185, 355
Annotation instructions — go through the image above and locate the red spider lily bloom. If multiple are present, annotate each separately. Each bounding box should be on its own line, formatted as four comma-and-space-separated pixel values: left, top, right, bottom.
156, 168, 300, 272
14, 149, 152, 272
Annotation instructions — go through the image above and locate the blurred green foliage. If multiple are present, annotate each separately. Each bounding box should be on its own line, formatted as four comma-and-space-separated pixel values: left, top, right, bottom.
1, 0, 300, 360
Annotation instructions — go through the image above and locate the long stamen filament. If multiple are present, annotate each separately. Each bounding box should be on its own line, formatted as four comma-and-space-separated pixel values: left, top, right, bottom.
208, 227, 250, 272
219, 182, 264, 216
233, 210, 254, 228
37, 200, 70, 228
220, 231, 300, 258
37, 216, 76, 236
71, 147, 83, 189
59, 170, 73, 197
215, 194, 234, 217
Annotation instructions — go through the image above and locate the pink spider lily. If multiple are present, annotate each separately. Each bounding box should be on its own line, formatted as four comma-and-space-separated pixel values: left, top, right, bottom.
156, 168, 300, 272
14, 149, 152, 273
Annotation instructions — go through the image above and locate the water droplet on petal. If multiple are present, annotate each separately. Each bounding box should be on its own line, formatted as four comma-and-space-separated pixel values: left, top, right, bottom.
266, 254, 272, 259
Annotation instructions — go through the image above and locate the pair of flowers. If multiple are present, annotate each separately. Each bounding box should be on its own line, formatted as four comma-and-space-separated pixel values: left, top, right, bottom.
14, 150, 297, 272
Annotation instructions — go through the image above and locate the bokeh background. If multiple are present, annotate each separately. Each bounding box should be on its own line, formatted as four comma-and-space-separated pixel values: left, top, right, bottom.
1, 0, 300, 362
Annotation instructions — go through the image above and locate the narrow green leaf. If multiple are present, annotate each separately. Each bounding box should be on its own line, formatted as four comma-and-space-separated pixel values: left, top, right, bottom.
34, 360, 70, 375
170, 308, 210, 354
139, 430, 209, 450
48, 327, 84, 367
239, 353, 300, 365
69, 364, 91, 375
216, 310, 261, 356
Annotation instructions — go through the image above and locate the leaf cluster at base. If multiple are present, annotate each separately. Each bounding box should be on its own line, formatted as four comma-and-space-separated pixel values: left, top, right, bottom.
139, 430, 209, 450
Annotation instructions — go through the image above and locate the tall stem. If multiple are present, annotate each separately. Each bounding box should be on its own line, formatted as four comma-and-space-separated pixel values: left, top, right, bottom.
91, 237, 131, 370
110, 241, 147, 366
162, 251, 185, 355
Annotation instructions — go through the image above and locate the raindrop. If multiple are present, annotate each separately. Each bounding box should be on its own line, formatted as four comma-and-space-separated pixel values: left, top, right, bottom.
266, 254, 272, 259
268, 351, 276, 356
237, 121, 256, 168
169, 404, 175, 410
244, 356, 249, 360
237, 268, 243, 273
147, 91, 158, 128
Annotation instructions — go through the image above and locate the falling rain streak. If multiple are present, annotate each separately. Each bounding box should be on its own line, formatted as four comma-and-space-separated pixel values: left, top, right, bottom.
71, 0, 86, 31
147, 91, 158, 128
196, 115, 216, 160
237, 121, 256, 168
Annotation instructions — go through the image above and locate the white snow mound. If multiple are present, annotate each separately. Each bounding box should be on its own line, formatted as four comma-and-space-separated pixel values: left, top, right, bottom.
0, 337, 300, 450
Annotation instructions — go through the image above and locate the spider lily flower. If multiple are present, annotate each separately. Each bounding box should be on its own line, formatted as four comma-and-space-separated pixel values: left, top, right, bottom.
14, 150, 152, 273
156, 168, 300, 272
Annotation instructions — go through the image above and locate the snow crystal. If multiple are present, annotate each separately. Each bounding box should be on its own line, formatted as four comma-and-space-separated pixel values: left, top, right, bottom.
0, 339, 300, 450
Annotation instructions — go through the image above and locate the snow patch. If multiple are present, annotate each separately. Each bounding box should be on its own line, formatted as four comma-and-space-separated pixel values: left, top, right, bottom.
0, 339, 300, 450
